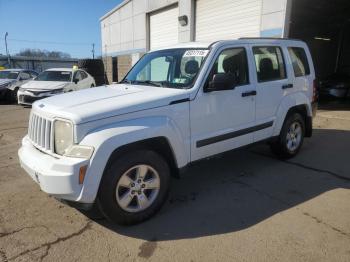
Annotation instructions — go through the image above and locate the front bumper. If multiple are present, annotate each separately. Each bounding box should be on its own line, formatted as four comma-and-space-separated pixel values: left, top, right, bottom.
18, 91, 49, 105
0, 88, 7, 99
17, 89, 60, 105
18, 136, 89, 201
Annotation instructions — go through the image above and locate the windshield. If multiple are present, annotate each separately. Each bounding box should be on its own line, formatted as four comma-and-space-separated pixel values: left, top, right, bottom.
35, 71, 72, 82
122, 49, 209, 89
0, 71, 19, 79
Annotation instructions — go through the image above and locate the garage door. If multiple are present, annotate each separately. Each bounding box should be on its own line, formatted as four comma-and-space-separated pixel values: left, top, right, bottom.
195, 0, 262, 42
149, 6, 179, 50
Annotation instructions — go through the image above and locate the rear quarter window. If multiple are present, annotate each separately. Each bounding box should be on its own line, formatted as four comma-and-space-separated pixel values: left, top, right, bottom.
288, 47, 310, 77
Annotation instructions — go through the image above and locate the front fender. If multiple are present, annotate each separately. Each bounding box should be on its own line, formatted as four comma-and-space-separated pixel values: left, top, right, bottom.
76, 116, 189, 203
273, 92, 312, 137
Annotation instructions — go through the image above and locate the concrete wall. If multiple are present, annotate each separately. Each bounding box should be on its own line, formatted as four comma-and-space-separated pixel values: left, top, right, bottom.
260, 0, 288, 37
100, 0, 289, 82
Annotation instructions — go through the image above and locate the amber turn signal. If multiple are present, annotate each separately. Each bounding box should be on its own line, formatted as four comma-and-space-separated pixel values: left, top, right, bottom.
79, 165, 88, 184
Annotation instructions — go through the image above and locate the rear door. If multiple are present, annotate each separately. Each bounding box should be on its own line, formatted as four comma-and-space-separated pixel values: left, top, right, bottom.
251, 44, 292, 142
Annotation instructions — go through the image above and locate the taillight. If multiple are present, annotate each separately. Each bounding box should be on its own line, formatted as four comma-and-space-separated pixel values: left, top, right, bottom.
312, 79, 318, 102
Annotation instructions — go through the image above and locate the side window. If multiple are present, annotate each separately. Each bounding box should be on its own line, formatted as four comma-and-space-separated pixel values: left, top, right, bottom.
30, 71, 38, 78
208, 47, 249, 86
288, 47, 310, 77
20, 72, 31, 80
80, 71, 88, 79
74, 71, 82, 81
253, 46, 286, 82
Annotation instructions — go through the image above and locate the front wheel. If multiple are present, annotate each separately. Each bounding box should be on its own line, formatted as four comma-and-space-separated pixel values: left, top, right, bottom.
97, 150, 170, 225
270, 113, 305, 159
7, 87, 19, 103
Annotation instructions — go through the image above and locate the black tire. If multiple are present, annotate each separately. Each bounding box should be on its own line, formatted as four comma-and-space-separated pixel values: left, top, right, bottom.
270, 113, 305, 159
97, 150, 170, 225
7, 87, 19, 103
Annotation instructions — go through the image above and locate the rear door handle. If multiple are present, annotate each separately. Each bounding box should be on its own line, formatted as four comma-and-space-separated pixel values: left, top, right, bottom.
242, 90, 257, 97
282, 84, 293, 89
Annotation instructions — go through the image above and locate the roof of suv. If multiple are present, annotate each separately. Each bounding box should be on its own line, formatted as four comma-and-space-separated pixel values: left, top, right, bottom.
151, 38, 305, 52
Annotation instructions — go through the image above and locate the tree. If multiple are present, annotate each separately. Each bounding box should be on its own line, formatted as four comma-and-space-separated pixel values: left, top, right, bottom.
16, 48, 71, 58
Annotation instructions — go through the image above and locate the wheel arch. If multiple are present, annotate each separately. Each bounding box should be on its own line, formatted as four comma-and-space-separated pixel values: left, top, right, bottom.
273, 94, 313, 137
104, 136, 179, 178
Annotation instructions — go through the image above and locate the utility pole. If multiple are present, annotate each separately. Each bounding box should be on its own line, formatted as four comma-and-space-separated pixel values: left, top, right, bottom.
92, 43, 95, 59
4, 32, 10, 67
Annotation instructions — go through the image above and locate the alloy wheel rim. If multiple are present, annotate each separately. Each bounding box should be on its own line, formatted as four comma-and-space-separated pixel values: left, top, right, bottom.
116, 164, 160, 213
286, 121, 302, 152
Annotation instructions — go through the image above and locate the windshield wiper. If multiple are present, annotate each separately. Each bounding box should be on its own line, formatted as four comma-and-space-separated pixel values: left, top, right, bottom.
119, 79, 134, 84
134, 80, 163, 87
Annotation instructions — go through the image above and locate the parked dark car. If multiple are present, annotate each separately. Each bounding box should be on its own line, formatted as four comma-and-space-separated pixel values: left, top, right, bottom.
0, 69, 38, 102
319, 70, 350, 99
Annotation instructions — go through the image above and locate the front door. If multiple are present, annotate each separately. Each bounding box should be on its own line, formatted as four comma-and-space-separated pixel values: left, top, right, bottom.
190, 46, 256, 161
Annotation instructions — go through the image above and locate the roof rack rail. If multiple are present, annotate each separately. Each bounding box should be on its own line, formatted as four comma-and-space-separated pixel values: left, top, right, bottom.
239, 37, 302, 41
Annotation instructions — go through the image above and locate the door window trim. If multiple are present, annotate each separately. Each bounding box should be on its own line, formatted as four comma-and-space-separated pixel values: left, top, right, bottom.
252, 45, 288, 83
203, 46, 251, 91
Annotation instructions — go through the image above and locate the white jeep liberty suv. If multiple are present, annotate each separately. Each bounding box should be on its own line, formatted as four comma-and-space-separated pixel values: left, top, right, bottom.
19, 38, 317, 225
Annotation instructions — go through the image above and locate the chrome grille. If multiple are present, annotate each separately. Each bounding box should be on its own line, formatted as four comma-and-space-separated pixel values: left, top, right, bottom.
28, 113, 53, 151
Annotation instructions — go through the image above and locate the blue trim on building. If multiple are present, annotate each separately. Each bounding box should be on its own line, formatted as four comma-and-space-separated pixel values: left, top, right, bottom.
260, 28, 283, 37
103, 48, 147, 57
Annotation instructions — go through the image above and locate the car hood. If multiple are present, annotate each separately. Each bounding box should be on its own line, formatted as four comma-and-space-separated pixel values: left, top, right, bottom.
21, 81, 69, 91
0, 79, 16, 89
32, 84, 190, 124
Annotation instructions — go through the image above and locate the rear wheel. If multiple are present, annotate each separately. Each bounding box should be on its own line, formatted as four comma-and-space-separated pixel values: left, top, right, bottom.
97, 150, 170, 225
270, 113, 305, 159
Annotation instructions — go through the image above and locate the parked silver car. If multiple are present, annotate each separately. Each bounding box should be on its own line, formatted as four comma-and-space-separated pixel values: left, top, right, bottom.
0, 69, 38, 102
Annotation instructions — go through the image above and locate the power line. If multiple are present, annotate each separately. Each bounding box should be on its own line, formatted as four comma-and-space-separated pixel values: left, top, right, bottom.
0, 37, 101, 46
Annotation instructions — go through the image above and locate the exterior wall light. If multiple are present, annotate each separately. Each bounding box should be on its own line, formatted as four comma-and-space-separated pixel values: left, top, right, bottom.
178, 15, 188, 26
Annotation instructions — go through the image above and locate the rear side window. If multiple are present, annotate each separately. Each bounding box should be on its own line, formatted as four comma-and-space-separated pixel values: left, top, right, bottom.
253, 46, 286, 82
288, 47, 310, 77
80, 71, 88, 79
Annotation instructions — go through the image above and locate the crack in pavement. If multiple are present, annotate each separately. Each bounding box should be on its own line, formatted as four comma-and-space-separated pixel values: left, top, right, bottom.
302, 212, 350, 238
235, 176, 350, 239
0, 127, 28, 132
0, 225, 52, 238
251, 151, 350, 182
7, 221, 92, 261
0, 249, 8, 262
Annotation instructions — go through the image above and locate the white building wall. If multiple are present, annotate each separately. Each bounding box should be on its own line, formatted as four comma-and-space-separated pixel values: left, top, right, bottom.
260, 0, 288, 37
195, 0, 263, 41
100, 0, 179, 57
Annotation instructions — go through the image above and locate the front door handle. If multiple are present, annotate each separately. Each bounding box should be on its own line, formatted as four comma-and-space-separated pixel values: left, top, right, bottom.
282, 84, 293, 89
242, 90, 257, 97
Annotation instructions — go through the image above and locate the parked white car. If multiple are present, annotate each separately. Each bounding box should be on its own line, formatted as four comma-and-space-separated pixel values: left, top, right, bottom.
19, 38, 317, 225
0, 69, 38, 102
18, 68, 95, 105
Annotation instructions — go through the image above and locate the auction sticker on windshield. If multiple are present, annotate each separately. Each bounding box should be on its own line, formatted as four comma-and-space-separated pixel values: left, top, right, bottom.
183, 50, 209, 57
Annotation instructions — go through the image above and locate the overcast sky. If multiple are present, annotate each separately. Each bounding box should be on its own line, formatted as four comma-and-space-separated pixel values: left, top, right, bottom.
0, 0, 122, 58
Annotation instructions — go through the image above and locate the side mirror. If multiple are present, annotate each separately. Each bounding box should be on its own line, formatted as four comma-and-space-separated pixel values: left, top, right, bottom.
73, 78, 79, 84
204, 73, 237, 92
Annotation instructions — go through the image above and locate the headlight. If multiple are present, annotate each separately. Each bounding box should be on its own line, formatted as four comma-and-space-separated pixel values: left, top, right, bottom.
50, 88, 64, 94
54, 120, 73, 155
64, 145, 94, 159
